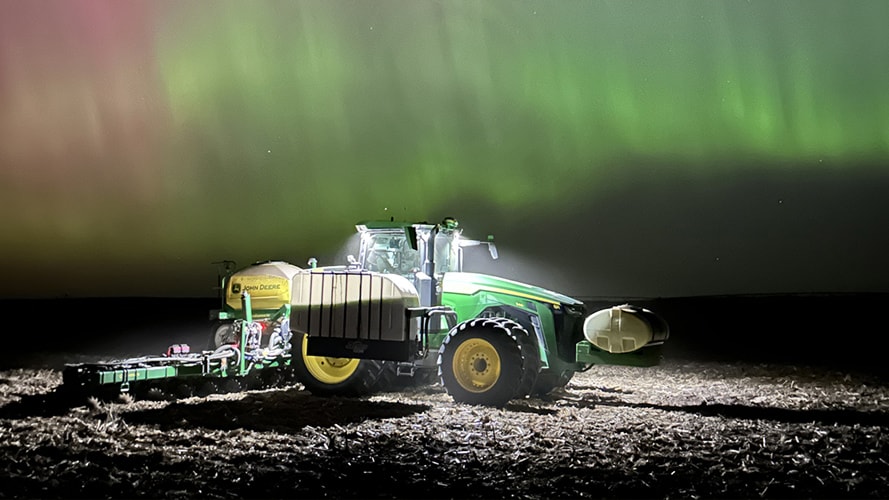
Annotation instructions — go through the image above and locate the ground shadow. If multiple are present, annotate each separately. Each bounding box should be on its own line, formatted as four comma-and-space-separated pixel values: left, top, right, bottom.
563, 396, 889, 428
505, 401, 558, 415
123, 387, 431, 433
569, 384, 634, 394
0, 389, 84, 419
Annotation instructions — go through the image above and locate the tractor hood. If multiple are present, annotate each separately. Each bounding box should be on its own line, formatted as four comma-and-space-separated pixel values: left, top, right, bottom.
441, 272, 583, 307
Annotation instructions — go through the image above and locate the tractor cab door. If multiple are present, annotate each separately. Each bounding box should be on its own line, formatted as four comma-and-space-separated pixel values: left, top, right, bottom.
433, 228, 462, 275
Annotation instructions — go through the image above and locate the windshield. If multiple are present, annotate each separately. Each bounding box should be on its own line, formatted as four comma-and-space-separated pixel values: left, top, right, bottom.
360, 230, 420, 279
358, 226, 464, 280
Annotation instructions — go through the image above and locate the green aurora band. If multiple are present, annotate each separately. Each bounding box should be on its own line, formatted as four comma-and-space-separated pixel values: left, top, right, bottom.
157, 1, 889, 234
1, 0, 888, 297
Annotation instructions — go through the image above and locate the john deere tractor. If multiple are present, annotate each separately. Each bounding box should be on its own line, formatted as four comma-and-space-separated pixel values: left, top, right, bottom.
282, 217, 668, 406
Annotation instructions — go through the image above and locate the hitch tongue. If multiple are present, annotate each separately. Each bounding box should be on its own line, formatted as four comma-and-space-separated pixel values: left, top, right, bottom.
396, 362, 416, 377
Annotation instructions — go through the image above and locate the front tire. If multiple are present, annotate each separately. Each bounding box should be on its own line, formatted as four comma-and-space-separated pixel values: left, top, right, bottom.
438, 318, 532, 406
291, 333, 396, 396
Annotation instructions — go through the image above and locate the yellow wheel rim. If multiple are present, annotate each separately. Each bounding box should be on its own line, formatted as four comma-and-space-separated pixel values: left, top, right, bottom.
300, 335, 360, 384
452, 338, 501, 393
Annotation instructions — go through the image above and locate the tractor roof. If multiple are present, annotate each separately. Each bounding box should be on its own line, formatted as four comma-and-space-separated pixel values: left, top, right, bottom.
356, 220, 435, 232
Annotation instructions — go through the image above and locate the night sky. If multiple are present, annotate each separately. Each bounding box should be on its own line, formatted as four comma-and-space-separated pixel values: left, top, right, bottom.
2, 1, 888, 299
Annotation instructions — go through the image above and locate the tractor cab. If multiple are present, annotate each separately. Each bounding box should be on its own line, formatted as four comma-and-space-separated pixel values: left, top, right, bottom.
355, 219, 497, 306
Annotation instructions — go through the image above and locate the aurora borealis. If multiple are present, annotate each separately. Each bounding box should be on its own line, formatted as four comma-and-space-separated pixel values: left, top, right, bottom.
2, 1, 888, 298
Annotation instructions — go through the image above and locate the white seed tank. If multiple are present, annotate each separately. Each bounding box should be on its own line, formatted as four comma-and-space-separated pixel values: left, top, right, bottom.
290, 270, 420, 343
583, 305, 670, 354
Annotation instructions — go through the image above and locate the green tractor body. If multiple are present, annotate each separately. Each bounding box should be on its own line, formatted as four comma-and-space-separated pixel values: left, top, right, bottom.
285, 218, 669, 405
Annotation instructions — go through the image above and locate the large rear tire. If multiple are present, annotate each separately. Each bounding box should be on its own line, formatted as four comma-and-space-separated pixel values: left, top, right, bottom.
438, 318, 537, 406
515, 325, 542, 396
291, 333, 396, 396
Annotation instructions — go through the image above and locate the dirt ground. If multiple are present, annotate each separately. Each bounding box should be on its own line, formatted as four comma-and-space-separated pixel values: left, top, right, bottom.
1, 360, 888, 499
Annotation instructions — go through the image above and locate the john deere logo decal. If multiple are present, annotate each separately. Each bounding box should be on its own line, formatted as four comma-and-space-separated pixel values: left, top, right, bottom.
232, 283, 241, 294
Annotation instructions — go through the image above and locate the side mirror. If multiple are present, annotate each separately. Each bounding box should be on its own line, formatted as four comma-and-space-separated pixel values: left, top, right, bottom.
487, 243, 498, 260
457, 235, 499, 260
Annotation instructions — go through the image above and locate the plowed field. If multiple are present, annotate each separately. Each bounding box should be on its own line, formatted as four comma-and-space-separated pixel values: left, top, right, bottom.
2, 361, 888, 498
